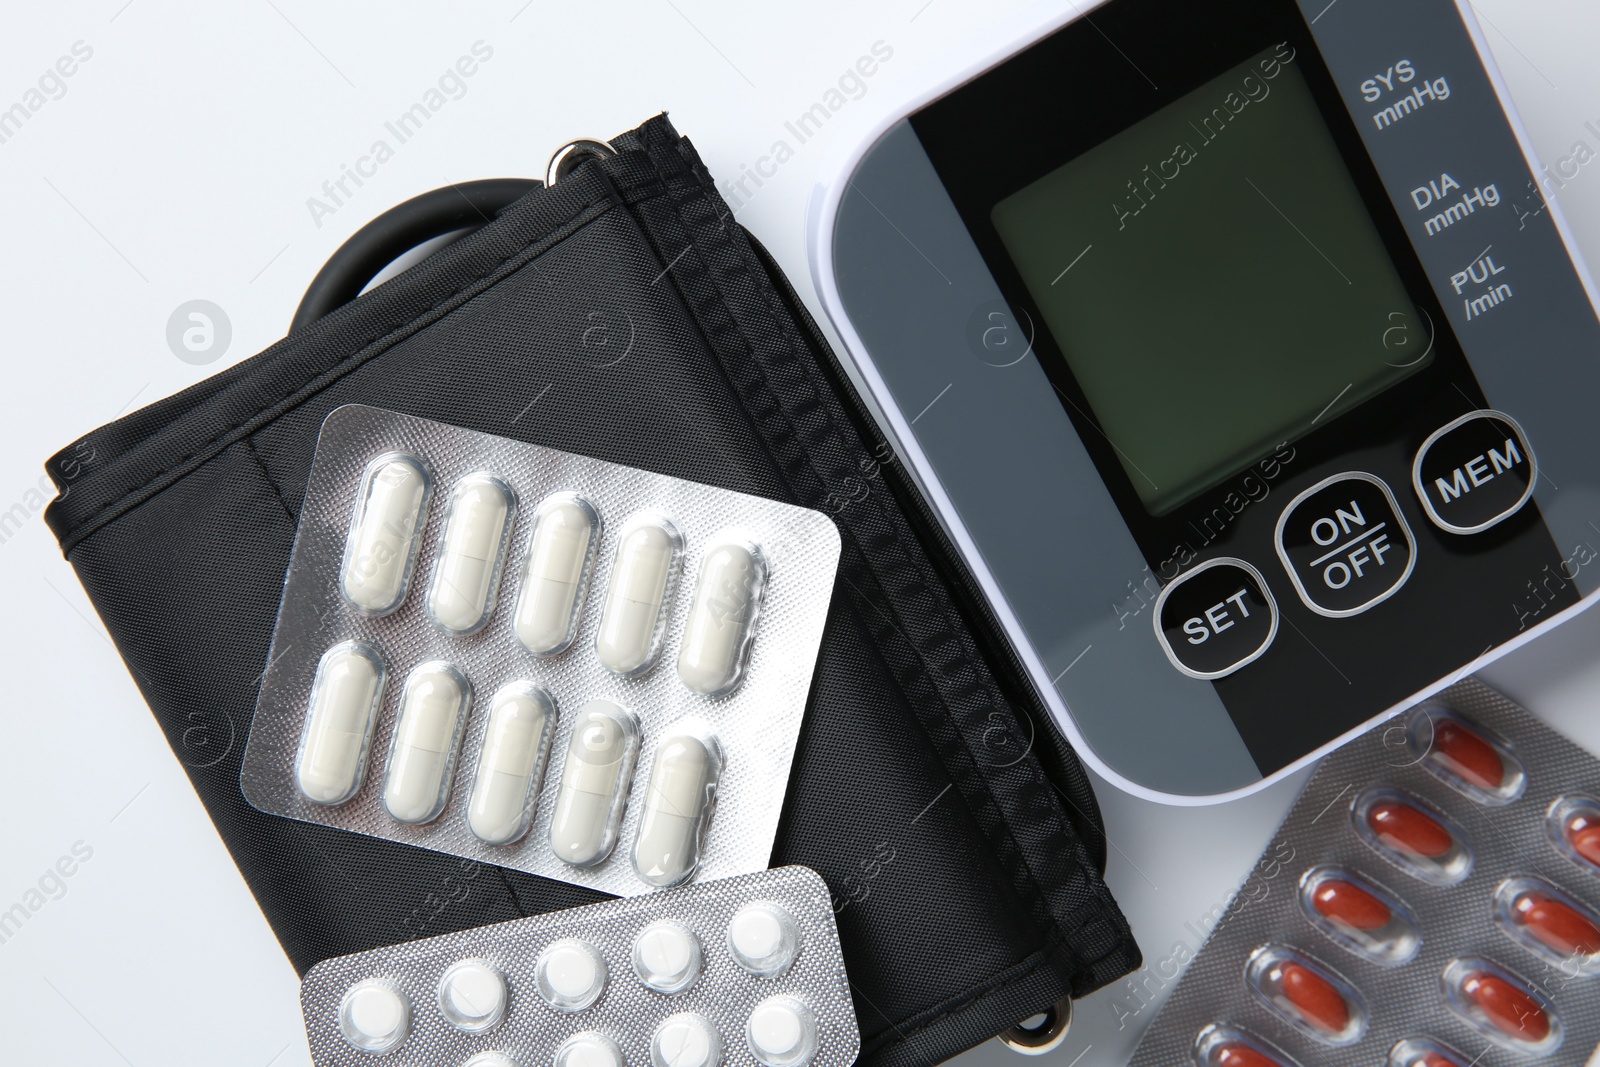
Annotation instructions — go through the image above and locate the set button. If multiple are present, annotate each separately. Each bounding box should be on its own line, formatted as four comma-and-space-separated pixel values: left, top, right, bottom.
1412, 410, 1535, 534
1154, 558, 1278, 680
1275, 473, 1415, 617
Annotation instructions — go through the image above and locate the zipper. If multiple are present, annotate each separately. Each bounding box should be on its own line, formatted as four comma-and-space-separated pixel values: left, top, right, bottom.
744, 233, 1110, 873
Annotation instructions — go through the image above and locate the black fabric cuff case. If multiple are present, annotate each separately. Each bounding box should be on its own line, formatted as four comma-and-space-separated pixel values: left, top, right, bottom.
43, 115, 1139, 1066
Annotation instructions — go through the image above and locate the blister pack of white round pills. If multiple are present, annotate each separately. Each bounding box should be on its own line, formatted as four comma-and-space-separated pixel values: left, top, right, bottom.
241, 405, 841, 896
299, 866, 860, 1067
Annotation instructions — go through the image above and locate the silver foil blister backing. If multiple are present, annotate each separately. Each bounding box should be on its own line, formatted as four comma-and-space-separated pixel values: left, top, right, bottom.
1130, 678, 1600, 1067
299, 866, 860, 1067
242, 405, 841, 896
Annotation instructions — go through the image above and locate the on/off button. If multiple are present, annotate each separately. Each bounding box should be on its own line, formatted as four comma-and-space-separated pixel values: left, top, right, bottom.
1275, 472, 1417, 617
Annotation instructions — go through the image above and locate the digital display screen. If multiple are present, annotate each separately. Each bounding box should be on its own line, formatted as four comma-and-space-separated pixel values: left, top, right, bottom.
992, 43, 1430, 515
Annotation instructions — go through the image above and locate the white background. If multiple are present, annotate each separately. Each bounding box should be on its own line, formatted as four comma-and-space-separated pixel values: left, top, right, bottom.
2, 2, 1599, 1065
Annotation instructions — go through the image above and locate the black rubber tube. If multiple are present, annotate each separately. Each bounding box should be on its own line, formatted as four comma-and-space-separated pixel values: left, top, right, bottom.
290, 178, 540, 333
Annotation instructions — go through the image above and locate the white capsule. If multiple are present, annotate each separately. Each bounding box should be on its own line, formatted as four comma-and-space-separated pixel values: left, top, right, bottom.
548, 700, 640, 867
338, 979, 411, 1054
632, 920, 703, 995
677, 538, 766, 695
514, 494, 601, 656
651, 1012, 723, 1067
727, 903, 801, 977
465, 682, 556, 845
746, 995, 819, 1067
382, 662, 471, 824
340, 452, 431, 616
595, 514, 683, 676
295, 642, 386, 806
427, 473, 516, 634
632, 730, 721, 887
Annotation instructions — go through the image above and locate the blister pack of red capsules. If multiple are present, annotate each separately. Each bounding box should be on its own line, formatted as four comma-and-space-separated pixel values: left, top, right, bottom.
1130, 678, 1600, 1067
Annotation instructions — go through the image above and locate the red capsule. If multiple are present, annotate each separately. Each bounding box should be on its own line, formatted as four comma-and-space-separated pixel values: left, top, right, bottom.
1513, 891, 1600, 957
1277, 962, 1350, 1034
1431, 719, 1504, 790
1460, 971, 1550, 1042
1370, 802, 1453, 859
1420, 1054, 1462, 1067
1567, 811, 1600, 868
1312, 879, 1391, 931
1215, 1043, 1283, 1067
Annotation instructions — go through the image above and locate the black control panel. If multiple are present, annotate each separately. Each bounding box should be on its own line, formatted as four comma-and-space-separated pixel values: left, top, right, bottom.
822, 0, 1600, 796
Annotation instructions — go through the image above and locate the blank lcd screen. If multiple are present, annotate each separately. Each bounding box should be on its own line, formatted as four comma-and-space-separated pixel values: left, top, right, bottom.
992, 43, 1429, 515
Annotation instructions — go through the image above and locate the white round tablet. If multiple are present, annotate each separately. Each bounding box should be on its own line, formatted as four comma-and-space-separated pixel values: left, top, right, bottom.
726, 902, 800, 977
536, 937, 609, 1012
746, 995, 819, 1067
464, 1054, 520, 1067
338, 978, 411, 1053
555, 1031, 625, 1067
650, 1012, 724, 1067
437, 958, 508, 1032
632, 920, 704, 994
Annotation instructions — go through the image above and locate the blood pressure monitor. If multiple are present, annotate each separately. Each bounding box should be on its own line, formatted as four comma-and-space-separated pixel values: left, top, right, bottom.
809, 0, 1600, 801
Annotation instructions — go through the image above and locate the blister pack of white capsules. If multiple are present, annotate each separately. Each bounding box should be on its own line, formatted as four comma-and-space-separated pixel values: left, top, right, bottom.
241, 405, 841, 896
1130, 678, 1600, 1067
299, 866, 859, 1067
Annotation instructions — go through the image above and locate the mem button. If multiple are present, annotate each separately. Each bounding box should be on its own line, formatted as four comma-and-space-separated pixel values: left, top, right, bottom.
1413, 410, 1535, 534
1153, 558, 1278, 680
1276, 472, 1416, 617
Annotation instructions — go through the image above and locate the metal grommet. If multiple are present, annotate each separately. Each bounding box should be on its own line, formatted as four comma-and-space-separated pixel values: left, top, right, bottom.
545, 139, 617, 186
997, 995, 1073, 1055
